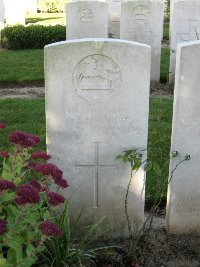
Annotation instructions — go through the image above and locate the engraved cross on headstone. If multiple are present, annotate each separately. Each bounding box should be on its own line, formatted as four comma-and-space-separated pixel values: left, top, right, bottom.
75, 142, 118, 208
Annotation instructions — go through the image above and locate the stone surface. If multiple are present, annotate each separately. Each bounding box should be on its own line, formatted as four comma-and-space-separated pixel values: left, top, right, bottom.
120, 0, 164, 83
106, 0, 122, 38
25, 0, 37, 13
4, 0, 25, 25
169, 0, 200, 85
66, 1, 108, 39
0, 0, 4, 30
45, 39, 151, 237
166, 41, 200, 234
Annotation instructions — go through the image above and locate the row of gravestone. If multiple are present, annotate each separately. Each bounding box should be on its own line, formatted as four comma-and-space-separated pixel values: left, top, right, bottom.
67, 0, 200, 86
45, 34, 200, 237
66, 0, 165, 83
1, 0, 200, 86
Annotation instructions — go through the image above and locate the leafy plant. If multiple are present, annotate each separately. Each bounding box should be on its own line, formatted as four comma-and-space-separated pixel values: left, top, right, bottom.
1, 25, 66, 49
116, 148, 191, 257
40, 201, 107, 267
0, 123, 68, 267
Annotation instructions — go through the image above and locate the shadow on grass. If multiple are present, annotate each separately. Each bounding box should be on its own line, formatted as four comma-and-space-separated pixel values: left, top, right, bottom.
26, 16, 64, 24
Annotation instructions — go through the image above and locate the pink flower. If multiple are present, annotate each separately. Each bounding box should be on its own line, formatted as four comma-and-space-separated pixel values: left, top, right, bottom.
35, 163, 63, 180
9, 131, 40, 148
39, 221, 62, 237
0, 220, 7, 235
31, 152, 51, 160
29, 180, 42, 191
0, 180, 16, 190
0, 151, 9, 158
27, 162, 38, 170
47, 192, 65, 206
0, 122, 6, 129
15, 197, 27, 206
55, 178, 69, 189
16, 184, 40, 204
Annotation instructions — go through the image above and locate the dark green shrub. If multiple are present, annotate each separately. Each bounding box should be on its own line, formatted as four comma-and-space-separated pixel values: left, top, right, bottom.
1, 25, 66, 49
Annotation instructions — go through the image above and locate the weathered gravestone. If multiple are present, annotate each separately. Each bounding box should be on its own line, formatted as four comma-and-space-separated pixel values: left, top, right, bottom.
66, 1, 108, 39
120, 0, 164, 83
169, 0, 200, 85
166, 41, 200, 234
45, 39, 151, 237
0, 0, 4, 30
4, 0, 25, 26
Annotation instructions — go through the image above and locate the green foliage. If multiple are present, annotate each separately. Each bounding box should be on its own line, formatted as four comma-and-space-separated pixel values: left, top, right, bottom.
1, 25, 66, 49
41, 202, 106, 267
37, 0, 68, 13
0, 127, 66, 266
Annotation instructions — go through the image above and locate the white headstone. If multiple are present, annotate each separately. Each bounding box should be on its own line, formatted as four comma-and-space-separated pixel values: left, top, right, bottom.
106, 0, 122, 38
169, 0, 200, 85
4, 0, 25, 26
66, 1, 108, 39
0, 0, 4, 30
120, 0, 164, 83
25, 0, 37, 13
166, 41, 200, 234
45, 39, 151, 237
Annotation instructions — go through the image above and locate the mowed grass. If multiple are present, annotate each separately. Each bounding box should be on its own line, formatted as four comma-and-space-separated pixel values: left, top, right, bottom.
26, 12, 66, 25
0, 48, 170, 85
163, 23, 169, 41
0, 49, 44, 85
0, 97, 173, 207
160, 47, 170, 83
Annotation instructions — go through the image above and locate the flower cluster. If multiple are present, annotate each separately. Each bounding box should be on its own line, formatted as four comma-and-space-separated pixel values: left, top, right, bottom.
9, 131, 40, 148
34, 163, 69, 189
0, 180, 16, 190
0, 151, 9, 158
31, 152, 51, 160
39, 221, 62, 237
0, 122, 6, 129
29, 179, 47, 193
0, 220, 7, 235
47, 192, 65, 206
15, 184, 40, 205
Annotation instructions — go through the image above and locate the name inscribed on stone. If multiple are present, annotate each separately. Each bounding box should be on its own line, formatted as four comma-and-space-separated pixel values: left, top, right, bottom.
176, 198, 200, 216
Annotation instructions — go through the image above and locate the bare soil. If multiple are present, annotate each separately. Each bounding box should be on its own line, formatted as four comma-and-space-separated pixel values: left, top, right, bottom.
95, 212, 200, 267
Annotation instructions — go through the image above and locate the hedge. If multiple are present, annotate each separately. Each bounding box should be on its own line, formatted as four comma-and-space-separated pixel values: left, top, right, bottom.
1, 25, 66, 49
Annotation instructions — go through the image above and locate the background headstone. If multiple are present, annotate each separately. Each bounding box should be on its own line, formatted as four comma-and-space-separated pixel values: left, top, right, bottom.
25, 0, 37, 13
45, 39, 151, 237
4, 0, 25, 26
166, 41, 200, 234
106, 0, 123, 38
66, 1, 108, 39
120, 0, 164, 83
0, 0, 4, 30
169, 0, 200, 85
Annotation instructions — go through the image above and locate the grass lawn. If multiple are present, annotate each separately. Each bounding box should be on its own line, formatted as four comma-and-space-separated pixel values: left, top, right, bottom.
0, 47, 170, 85
160, 47, 170, 83
163, 23, 169, 41
26, 12, 66, 25
0, 49, 44, 86
0, 97, 173, 207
